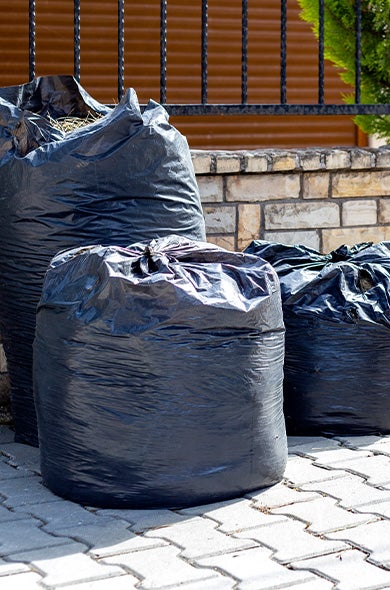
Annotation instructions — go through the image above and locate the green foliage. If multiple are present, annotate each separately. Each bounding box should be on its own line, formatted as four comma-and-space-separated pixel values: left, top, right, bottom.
297, 0, 390, 141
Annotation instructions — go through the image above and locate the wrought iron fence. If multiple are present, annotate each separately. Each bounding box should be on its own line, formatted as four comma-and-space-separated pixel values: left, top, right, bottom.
28, 0, 390, 117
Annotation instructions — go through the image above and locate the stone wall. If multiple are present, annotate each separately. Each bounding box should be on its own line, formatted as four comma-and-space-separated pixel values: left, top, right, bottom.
192, 147, 390, 253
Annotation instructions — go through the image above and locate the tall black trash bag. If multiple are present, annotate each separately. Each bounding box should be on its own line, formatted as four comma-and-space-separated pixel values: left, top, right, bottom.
0, 75, 205, 445
34, 236, 287, 509
245, 240, 390, 435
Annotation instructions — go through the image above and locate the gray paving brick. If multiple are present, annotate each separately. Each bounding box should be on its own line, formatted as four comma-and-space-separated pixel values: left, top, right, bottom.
236, 519, 348, 564
197, 546, 323, 590
0, 458, 30, 480
0, 504, 30, 523
9, 542, 124, 587
288, 437, 342, 454
300, 474, 390, 509
59, 519, 169, 559
0, 518, 70, 556
327, 520, 390, 568
0, 572, 44, 589
272, 579, 334, 590
95, 508, 188, 533
172, 577, 236, 589
247, 482, 320, 508
13, 500, 110, 532
335, 435, 390, 456
0, 476, 61, 508
0, 426, 14, 444
324, 455, 390, 486
0, 558, 30, 576
0, 442, 41, 474
145, 516, 257, 558
354, 500, 390, 519
284, 456, 347, 486
57, 574, 138, 590
102, 544, 225, 589
302, 448, 372, 466
271, 496, 377, 534
291, 548, 390, 590
179, 498, 288, 533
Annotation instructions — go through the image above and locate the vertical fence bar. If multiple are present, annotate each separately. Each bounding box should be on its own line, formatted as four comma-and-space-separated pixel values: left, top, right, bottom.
118, 0, 125, 100
201, 0, 208, 104
280, 0, 287, 104
241, 0, 248, 104
160, 0, 167, 104
29, 0, 36, 80
355, 0, 361, 103
74, 0, 81, 82
318, 0, 325, 104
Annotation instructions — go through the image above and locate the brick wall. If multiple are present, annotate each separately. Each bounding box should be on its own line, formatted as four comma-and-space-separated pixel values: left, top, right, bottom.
192, 147, 390, 253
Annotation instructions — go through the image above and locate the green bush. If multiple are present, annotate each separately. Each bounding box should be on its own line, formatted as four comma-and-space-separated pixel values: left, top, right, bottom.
297, 0, 390, 142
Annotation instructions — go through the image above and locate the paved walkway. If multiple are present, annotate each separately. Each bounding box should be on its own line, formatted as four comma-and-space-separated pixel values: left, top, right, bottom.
0, 425, 389, 590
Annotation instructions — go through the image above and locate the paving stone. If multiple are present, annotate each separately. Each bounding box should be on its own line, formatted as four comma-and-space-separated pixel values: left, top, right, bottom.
300, 474, 390, 509
13, 500, 111, 532
0, 518, 70, 556
291, 548, 390, 590
197, 546, 322, 590
144, 516, 257, 558
62, 520, 169, 559
283, 456, 347, 486
324, 455, 390, 486
0, 504, 29, 523
0, 558, 30, 576
335, 435, 390, 457
173, 577, 236, 589
327, 520, 390, 568
288, 437, 341, 454
306, 448, 373, 465
58, 574, 138, 589
276, 580, 334, 590
236, 519, 348, 564
0, 442, 41, 474
354, 500, 390, 519
0, 458, 32, 480
9, 542, 123, 587
0, 476, 62, 508
178, 498, 289, 533
0, 426, 14, 444
95, 508, 188, 533
102, 545, 224, 589
0, 572, 43, 588
271, 496, 376, 534
247, 482, 320, 508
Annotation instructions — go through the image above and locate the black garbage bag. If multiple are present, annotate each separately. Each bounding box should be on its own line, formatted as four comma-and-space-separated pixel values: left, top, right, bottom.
34, 235, 287, 509
244, 240, 390, 435
0, 75, 205, 446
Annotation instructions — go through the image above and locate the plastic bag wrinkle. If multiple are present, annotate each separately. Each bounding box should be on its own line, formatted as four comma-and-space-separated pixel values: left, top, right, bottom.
34, 236, 287, 508
244, 239, 390, 435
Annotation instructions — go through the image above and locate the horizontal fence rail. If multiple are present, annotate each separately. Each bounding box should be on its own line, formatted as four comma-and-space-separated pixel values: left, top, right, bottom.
27, 0, 390, 117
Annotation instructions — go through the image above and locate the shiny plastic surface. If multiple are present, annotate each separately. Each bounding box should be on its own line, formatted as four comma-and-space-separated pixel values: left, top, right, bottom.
0, 76, 205, 446
245, 240, 390, 435
34, 236, 287, 508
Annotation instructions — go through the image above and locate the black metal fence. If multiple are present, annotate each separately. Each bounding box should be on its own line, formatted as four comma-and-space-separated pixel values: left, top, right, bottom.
28, 0, 390, 117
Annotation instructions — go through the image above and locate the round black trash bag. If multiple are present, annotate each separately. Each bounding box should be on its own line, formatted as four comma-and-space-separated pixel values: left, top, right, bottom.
245, 240, 390, 435
0, 75, 205, 445
34, 236, 287, 509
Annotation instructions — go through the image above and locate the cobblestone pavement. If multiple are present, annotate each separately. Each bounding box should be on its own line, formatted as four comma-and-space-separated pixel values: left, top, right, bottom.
1, 425, 389, 589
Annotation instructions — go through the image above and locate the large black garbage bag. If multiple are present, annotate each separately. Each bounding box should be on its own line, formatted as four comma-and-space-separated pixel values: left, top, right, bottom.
34, 236, 287, 509
245, 240, 390, 435
0, 75, 205, 446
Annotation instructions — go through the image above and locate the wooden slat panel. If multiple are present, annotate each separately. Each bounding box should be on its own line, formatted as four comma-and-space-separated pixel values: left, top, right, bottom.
0, 0, 362, 149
